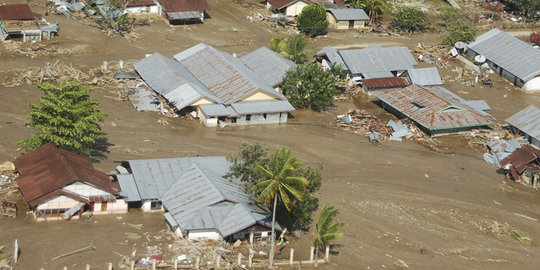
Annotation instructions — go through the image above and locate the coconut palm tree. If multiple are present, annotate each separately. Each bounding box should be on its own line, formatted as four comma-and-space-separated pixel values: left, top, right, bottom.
353, 0, 389, 25
314, 204, 347, 258
253, 148, 308, 269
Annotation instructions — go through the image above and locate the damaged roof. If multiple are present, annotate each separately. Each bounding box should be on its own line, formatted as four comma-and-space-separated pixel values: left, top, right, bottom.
500, 145, 540, 174
157, 0, 209, 12
362, 77, 409, 90
173, 43, 285, 104
0, 4, 38, 20
467, 28, 540, 82
506, 105, 540, 142
240, 47, 296, 87
326, 8, 369, 21
315, 46, 346, 68
14, 143, 120, 208
371, 84, 495, 131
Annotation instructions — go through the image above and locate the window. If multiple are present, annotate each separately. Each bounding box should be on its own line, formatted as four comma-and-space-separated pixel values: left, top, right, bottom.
151, 201, 162, 210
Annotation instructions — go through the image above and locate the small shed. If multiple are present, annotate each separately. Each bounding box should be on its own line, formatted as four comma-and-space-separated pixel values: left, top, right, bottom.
326, 8, 369, 29
156, 0, 209, 24
125, 0, 159, 14
499, 145, 540, 188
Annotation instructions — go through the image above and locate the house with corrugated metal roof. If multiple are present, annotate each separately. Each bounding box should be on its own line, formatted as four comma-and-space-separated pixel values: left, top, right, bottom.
14, 143, 127, 221
499, 145, 540, 189
116, 156, 281, 241
506, 105, 540, 148
0, 4, 58, 42
402, 67, 443, 86
125, 0, 159, 14
326, 8, 369, 30
370, 84, 495, 135
266, 0, 310, 16
466, 28, 540, 92
155, 0, 209, 24
134, 43, 295, 127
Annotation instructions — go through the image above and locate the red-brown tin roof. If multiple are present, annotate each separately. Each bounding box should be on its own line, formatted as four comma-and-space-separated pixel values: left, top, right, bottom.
14, 143, 120, 208
0, 4, 37, 20
158, 0, 209, 12
363, 77, 409, 90
500, 145, 540, 174
126, 0, 157, 7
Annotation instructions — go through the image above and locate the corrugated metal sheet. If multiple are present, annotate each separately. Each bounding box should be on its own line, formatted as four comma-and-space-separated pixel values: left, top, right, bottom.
326, 8, 369, 21
406, 67, 443, 86
363, 77, 409, 90
199, 103, 231, 117
371, 84, 494, 131
127, 87, 160, 112
362, 71, 394, 79
125, 156, 231, 200
167, 11, 203, 20
158, 0, 209, 12
339, 45, 417, 76
14, 143, 120, 208
0, 4, 36, 20
240, 47, 296, 87
499, 145, 540, 173
506, 105, 540, 141
467, 28, 540, 82
464, 100, 491, 112
231, 100, 295, 115
134, 53, 220, 111
117, 174, 141, 202
315, 46, 346, 68
127, 0, 156, 7
174, 43, 285, 104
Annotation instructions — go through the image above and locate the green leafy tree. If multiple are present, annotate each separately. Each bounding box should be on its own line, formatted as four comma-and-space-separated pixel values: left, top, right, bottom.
253, 148, 308, 268
18, 80, 107, 157
297, 4, 329, 37
391, 7, 431, 32
281, 62, 345, 111
437, 6, 459, 25
518, 0, 540, 19
226, 142, 322, 231
441, 19, 477, 45
352, 0, 389, 24
314, 204, 347, 257
270, 34, 312, 63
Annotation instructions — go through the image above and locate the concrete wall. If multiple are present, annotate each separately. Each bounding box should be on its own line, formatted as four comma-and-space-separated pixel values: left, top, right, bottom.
63, 181, 111, 197
126, 5, 159, 14
466, 48, 523, 87
141, 200, 164, 212
200, 112, 218, 127
35, 195, 80, 221
244, 91, 277, 101
285, 2, 308, 17
188, 230, 221, 241
327, 13, 366, 30
93, 199, 128, 215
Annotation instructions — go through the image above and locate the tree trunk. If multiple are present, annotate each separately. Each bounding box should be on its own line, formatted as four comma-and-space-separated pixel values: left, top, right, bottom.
269, 194, 278, 269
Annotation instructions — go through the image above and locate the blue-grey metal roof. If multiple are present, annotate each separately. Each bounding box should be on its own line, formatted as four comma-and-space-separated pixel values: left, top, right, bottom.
231, 100, 295, 115
127, 87, 160, 112
124, 156, 231, 200
164, 211, 179, 227
467, 28, 540, 82
133, 53, 220, 111
339, 45, 417, 76
506, 105, 540, 141
240, 47, 296, 87
363, 71, 394, 79
326, 8, 369, 21
167, 11, 203, 20
117, 174, 141, 202
199, 103, 231, 117
406, 67, 443, 86
315, 46, 346, 68
173, 43, 285, 104
464, 100, 491, 112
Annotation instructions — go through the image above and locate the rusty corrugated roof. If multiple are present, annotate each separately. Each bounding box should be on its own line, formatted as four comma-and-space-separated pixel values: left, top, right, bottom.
126, 0, 157, 6
14, 143, 120, 208
500, 145, 540, 174
0, 4, 37, 20
157, 0, 209, 12
363, 77, 409, 90
371, 84, 495, 131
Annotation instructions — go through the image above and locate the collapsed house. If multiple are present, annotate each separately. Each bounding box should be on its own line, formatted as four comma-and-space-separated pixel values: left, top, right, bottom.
116, 156, 281, 241
370, 84, 494, 135
466, 28, 540, 92
14, 143, 127, 221
156, 0, 209, 24
326, 8, 368, 30
500, 145, 540, 189
134, 43, 296, 127
0, 4, 58, 42
506, 105, 540, 148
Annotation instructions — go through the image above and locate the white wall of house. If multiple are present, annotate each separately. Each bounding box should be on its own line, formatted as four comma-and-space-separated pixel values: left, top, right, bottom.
35, 195, 80, 221
243, 91, 276, 101
141, 200, 164, 212
285, 2, 308, 17
63, 181, 111, 197
199, 112, 219, 127
93, 199, 128, 215
126, 5, 159, 14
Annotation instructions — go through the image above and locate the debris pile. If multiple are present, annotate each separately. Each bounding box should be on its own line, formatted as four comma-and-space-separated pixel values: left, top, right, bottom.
0, 161, 18, 201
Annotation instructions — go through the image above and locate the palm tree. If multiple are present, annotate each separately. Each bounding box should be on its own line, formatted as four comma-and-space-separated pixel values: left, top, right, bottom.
285, 34, 310, 64
353, 0, 389, 25
314, 204, 347, 258
253, 148, 308, 269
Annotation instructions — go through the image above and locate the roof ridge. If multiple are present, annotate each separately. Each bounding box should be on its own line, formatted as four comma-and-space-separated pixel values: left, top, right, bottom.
54, 145, 79, 181
194, 163, 228, 202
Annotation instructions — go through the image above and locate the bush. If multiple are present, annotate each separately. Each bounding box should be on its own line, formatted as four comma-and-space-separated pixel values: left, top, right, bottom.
530, 31, 540, 45
270, 34, 312, 64
441, 20, 477, 45
391, 7, 431, 32
297, 4, 329, 37
437, 6, 458, 25
281, 63, 344, 111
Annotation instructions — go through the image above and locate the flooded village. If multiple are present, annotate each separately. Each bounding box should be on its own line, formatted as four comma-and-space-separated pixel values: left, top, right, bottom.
0, 0, 539, 269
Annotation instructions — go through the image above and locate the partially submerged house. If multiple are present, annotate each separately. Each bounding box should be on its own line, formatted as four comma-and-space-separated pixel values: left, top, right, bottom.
156, 0, 209, 24
0, 4, 58, 42
500, 145, 540, 189
266, 0, 310, 16
316, 44, 418, 81
466, 28, 540, 92
506, 105, 540, 148
370, 84, 494, 135
14, 143, 127, 221
134, 43, 295, 127
326, 8, 369, 30
116, 156, 281, 241
125, 0, 159, 14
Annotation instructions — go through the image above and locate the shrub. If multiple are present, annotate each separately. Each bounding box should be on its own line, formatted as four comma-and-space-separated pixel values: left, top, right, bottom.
297, 4, 329, 37
391, 7, 431, 32
442, 20, 477, 45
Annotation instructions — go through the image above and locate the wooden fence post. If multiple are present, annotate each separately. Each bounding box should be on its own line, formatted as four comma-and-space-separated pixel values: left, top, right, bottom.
216, 255, 221, 269
237, 253, 242, 265
108, 262, 113, 270
248, 253, 253, 268
325, 246, 330, 262
289, 248, 294, 265
130, 260, 135, 270
86, 264, 90, 270
309, 247, 315, 263
174, 259, 178, 270
63, 267, 67, 270
195, 257, 200, 270
152, 260, 156, 270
